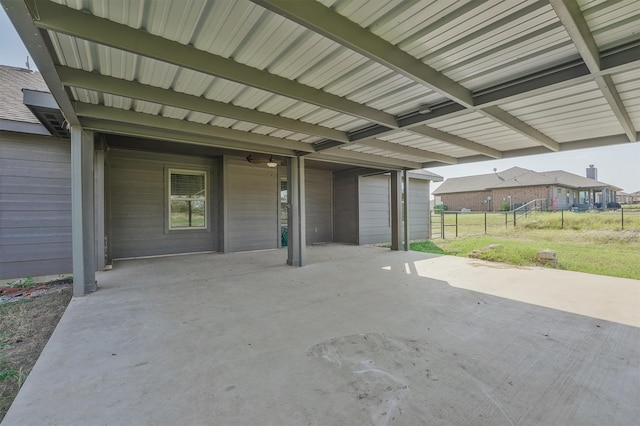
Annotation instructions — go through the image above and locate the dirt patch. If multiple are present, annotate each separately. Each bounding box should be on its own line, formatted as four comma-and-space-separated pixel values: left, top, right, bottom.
0, 282, 72, 421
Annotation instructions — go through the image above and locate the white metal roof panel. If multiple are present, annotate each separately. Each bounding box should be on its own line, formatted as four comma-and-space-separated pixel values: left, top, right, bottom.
377, 132, 469, 157
6, 0, 638, 171
582, 0, 640, 49
611, 71, 640, 130
500, 81, 623, 142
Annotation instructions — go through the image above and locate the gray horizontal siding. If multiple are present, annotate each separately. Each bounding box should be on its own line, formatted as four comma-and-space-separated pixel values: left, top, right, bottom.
333, 170, 358, 245
359, 174, 391, 245
225, 157, 278, 252
409, 179, 430, 240
305, 168, 332, 244
109, 149, 215, 259
0, 133, 72, 279
0, 175, 70, 194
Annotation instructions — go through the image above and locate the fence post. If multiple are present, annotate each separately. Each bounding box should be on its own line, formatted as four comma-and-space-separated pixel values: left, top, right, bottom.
441, 210, 445, 239
484, 212, 487, 234
622, 208, 624, 230
505, 212, 507, 229
455, 212, 458, 238
561, 209, 564, 229
513, 210, 516, 227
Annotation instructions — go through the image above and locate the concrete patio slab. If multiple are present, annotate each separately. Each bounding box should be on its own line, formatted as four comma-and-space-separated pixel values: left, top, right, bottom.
3, 245, 639, 425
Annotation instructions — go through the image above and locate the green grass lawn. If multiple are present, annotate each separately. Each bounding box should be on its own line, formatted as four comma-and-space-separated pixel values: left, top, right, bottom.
416, 212, 640, 279
171, 212, 205, 228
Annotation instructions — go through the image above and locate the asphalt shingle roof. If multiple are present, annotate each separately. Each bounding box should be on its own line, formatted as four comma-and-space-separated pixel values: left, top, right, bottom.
433, 167, 531, 194
541, 170, 621, 191
433, 166, 619, 194
0, 65, 49, 124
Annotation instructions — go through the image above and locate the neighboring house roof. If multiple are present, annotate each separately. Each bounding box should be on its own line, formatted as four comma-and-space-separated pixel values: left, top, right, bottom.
433, 166, 620, 195
433, 167, 531, 194
0, 65, 50, 135
408, 169, 443, 182
541, 170, 621, 191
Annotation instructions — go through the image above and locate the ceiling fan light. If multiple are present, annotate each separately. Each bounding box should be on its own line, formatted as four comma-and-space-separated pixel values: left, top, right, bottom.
266, 156, 278, 168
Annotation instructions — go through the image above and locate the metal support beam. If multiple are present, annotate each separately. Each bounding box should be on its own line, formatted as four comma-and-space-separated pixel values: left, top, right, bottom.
287, 156, 306, 267
410, 125, 503, 158
94, 143, 105, 271
549, 0, 600, 73
75, 103, 315, 153
550, 0, 636, 143
56, 66, 349, 143
32, 0, 397, 128
594, 75, 637, 142
337, 138, 458, 164
252, 0, 474, 108
402, 171, 409, 252
1, 0, 80, 126
422, 131, 638, 168
309, 149, 422, 170
71, 126, 96, 296
390, 171, 402, 251
480, 106, 560, 151
79, 119, 297, 157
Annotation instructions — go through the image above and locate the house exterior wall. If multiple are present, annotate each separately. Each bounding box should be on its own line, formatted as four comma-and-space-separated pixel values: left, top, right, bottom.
441, 186, 552, 212
408, 178, 430, 240
555, 186, 573, 210
359, 174, 391, 245
0, 132, 72, 279
333, 170, 359, 244
492, 187, 550, 210
0, 132, 435, 279
305, 168, 333, 244
108, 149, 217, 259
439, 191, 492, 212
224, 156, 278, 252
358, 175, 431, 244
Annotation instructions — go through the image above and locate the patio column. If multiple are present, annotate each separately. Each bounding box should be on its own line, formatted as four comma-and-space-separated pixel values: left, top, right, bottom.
390, 170, 402, 250
71, 126, 96, 296
287, 156, 306, 266
403, 170, 410, 251
94, 142, 105, 271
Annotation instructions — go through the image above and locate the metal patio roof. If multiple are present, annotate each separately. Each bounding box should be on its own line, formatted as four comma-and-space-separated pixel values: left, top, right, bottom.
3, 0, 639, 171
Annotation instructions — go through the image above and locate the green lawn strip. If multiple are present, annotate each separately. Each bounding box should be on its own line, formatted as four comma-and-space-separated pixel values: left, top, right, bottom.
409, 241, 445, 254
412, 231, 640, 280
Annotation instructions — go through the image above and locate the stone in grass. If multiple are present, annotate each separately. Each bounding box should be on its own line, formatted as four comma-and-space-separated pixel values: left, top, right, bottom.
536, 249, 558, 267
468, 244, 501, 259
468, 249, 483, 259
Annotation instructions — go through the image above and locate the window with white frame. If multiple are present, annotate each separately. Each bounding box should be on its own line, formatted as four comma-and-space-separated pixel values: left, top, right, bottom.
168, 169, 206, 230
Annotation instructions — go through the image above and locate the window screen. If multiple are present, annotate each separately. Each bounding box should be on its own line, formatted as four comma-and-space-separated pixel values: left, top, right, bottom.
169, 170, 206, 229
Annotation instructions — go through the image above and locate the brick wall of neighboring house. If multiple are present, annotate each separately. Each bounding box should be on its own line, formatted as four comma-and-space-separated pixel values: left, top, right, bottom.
492, 186, 551, 210
440, 186, 552, 212
440, 191, 492, 211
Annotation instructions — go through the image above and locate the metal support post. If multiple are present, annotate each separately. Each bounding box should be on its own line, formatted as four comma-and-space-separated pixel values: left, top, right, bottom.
287, 156, 306, 266
71, 126, 96, 296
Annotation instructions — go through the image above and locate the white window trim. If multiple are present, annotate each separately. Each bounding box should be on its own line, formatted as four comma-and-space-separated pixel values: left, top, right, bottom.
168, 168, 207, 230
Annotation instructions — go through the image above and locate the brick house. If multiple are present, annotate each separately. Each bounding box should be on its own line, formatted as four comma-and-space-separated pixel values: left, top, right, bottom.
433, 166, 621, 212
617, 191, 640, 204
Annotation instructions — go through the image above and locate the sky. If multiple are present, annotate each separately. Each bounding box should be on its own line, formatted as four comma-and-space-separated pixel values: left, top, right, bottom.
1, 8, 639, 193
